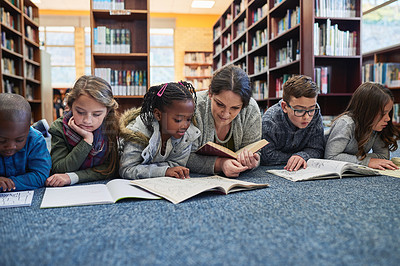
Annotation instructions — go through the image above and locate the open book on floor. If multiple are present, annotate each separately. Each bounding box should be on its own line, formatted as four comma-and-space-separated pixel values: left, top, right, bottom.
267, 158, 380, 182
40, 179, 161, 208
0, 191, 34, 208
130, 175, 269, 204
196, 139, 269, 159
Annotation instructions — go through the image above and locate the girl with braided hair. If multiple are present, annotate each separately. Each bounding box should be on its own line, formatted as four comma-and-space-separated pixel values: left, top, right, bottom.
119, 81, 200, 179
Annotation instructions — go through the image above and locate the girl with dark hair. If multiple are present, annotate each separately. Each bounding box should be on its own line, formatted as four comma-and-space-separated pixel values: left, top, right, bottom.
119, 81, 200, 179
325, 82, 400, 170
46, 75, 120, 187
187, 65, 262, 177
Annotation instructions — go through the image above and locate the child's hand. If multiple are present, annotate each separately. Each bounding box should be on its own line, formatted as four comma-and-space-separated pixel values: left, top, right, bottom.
0, 177, 16, 192
284, 155, 307, 171
46, 174, 71, 187
166, 166, 190, 179
237, 149, 260, 170
368, 158, 399, 170
68, 117, 94, 145
220, 158, 248, 177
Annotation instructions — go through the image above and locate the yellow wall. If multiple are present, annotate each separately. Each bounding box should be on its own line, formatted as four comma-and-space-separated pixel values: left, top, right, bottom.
151, 13, 219, 81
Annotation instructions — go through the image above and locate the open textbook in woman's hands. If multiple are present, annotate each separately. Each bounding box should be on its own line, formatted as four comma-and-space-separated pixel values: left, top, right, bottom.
196, 139, 269, 159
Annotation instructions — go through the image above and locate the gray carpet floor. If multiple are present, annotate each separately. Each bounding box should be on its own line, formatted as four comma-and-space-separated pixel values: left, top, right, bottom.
2, 160, 400, 265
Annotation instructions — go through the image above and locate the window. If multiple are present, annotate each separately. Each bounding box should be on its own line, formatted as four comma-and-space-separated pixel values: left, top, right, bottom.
39, 26, 76, 87
150, 28, 174, 86
39, 26, 92, 87
362, 0, 400, 53
85, 27, 92, 76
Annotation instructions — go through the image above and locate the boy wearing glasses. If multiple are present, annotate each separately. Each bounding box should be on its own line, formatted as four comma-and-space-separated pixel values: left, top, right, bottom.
260, 75, 324, 171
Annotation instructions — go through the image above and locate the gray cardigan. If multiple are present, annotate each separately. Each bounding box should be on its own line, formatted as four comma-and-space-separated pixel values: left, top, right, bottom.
324, 114, 389, 166
186, 90, 262, 175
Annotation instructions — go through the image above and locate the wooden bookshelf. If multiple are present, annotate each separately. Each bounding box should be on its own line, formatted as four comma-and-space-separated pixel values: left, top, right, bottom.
362, 44, 400, 91
184, 51, 213, 91
90, 0, 149, 112
0, 0, 42, 122
212, 0, 362, 116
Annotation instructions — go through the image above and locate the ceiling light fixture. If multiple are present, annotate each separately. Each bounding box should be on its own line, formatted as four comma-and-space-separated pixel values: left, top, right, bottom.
191, 0, 215, 8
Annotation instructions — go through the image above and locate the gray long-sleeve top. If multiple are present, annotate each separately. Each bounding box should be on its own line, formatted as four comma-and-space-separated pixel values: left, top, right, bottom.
324, 114, 389, 166
186, 90, 262, 175
260, 100, 325, 165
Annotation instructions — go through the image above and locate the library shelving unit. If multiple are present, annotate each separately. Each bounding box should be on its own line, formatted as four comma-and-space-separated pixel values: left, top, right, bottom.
90, 0, 149, 112
1, 0, 42, 122
184, 51, 213, 91
212, 0, 362, 116
362, 44, 400, 93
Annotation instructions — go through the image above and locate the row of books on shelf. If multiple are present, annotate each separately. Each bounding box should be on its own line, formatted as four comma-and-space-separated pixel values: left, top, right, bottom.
314, 19, 357, 56
1, 57, 17, 75
184, 52, 212, 64
184, 66, 212, 77
225, 50, 232, 64
251, 28, 267, 50
25, 25, 36, 42
315, 66, 331, 94
223, 33, 232, 48
225, 14, 233, 28
236, 19, 246, 37
234, 0, 245, 17
275, 74, 294, 98
254, 56, 267, 74
1, 32, 16, 52
274, 6, 300, 37
275, 39, 300, 67
252, 80, 268, 100
215, 43, 222, 54
362, 63, 400, 88
1, 7, 18, 30
24, 62, 36, 80
2, 79, 20, 94
315, 0, 356, 18
94, 68, 147, 96
213, 26, 221, 40
24, 45, 34, 60
92, 0, 125, 10
251, 3, 268, 24
237, 41, 246, 58
188, 78, 210, 91
393, 103, 400, 124
93, 27, 131, 54
23, 5, 35, 21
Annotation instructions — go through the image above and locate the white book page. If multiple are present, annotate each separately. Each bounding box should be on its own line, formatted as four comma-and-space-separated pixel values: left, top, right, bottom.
0, 191, 34, 208
40, 184, 113, 208
106, 179, 161, 202
267, 167, 340, 181
377, 169, 400, 178
307, 159, 349, 174
131, 176, 255, 204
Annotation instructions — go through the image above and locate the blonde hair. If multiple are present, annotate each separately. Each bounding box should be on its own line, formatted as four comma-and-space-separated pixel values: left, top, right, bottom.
66, 75, 120, 175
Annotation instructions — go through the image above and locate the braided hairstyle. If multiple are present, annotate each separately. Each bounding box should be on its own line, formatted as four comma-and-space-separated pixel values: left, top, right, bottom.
140, 81, 197, 130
